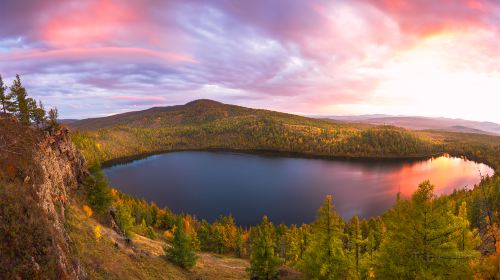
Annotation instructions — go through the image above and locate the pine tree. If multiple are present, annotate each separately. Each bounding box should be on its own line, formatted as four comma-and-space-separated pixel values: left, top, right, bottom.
248, 216, 280, 280
48, 107, 59, 130
30, 100, 46, 128
165, 218, 198, 269
376, 181, 480, 279
10, 74, 30, 125
0, 74, 13, 113
115, 202, 135, 240
299, 195, 350, 279
84, 166, 113, 215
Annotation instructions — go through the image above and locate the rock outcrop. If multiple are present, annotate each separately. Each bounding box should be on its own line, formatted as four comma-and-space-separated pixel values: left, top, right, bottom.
0, 116, 88, 279
35, 128, 88, 279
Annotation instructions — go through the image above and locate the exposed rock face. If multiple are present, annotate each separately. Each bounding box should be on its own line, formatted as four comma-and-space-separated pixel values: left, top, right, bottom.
0, 116, 88, 279
33, 128, 89, 279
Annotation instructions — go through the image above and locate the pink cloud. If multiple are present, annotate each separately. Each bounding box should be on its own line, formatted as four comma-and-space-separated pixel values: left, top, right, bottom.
107, 95, 167, 102
363, 0, 499, 36
0, 47, 196, 64
41, 0, 136, 47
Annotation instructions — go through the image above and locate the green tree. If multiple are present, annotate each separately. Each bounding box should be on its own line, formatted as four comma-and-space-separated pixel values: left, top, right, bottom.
197, 219, 212, 251
30, 100, 46, 127
48, 107, 59, 130
0, 74, 14, 113
284, 224, 302, 264
235, 227, 247, 258
376, 181, 480, 279
84, 166, 113, 215
347, 215, 364, 276
10, 74, 30, 125
165, 218, 198, 269
248, 216, 280, 280
299, 195, 350, 279
115, 202, 135, 239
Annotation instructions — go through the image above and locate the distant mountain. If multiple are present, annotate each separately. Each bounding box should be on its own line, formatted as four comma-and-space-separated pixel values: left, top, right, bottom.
69, 99, 258, 131
68, 99, 317, 131
59, 119, 79, 125
320, 115, 500, 136
312, 114, 392, 121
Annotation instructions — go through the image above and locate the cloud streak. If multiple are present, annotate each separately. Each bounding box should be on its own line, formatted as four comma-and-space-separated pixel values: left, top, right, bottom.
0, 0, 499, 122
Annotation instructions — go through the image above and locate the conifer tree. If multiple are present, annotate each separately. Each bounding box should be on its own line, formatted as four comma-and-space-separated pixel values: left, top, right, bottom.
284, 224, 301, 264
84, 166, 113, 215
298, 195, 350, 279
30, 100, 46, 127
10, 74, 30, 125
115, 202, 135, 240
166, 218, 198, 269
347, 215, 363, 276
48, 107, 59, 130
235, 227, 247, 258
248, 216, 280, 280
376, 181, 480, 279
0, 74, 13, 113
197, 219, 212, 251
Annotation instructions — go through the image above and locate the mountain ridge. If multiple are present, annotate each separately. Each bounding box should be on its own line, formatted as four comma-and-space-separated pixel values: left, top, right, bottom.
319, 115, 500, 136
70, 100, 500, 136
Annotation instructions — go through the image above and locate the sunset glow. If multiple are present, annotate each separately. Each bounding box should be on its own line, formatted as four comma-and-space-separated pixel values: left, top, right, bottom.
0, 0, 499, 121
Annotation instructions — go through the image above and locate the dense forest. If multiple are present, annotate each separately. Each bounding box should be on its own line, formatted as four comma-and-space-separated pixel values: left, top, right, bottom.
1, 75, 499, 279
69, 99, 444, 167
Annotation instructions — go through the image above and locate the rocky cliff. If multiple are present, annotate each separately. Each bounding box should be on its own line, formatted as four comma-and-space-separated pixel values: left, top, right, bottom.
0, 114, 88, 279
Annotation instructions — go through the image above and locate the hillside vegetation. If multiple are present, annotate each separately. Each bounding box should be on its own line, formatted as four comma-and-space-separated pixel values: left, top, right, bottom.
70, 99, 443, 166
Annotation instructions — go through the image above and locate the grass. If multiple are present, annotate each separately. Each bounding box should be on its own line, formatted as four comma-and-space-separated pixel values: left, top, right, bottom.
66, 200, 303, 279
66, 201, 191, 280
67, 200, 306, 279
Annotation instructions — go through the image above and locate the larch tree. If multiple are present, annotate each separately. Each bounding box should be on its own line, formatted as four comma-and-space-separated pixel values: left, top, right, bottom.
235, 227, 247, 258
84, 166, 113, 215
165, 218, 198, 270
299, 195, 351, 279
48, 107, 59, 130
30, 100, 46, 128
115, 202, 135, 240
284, 224, 301, 264
0, 74, 14, 113
347, 215, 364, 276
248, 216, 280, 280
10, 74, 30, 125
376, 181, 480, 279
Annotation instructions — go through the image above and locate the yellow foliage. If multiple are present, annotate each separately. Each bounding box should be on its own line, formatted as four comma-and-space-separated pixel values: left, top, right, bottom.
83, 205, 93, 218
111, 188, 118, 198
163, 230, 173, 241
94, 225, 102, 241
368, 267, 376, 279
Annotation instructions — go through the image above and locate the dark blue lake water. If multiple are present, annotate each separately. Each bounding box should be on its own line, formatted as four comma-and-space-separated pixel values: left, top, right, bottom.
104, 151, 493, 226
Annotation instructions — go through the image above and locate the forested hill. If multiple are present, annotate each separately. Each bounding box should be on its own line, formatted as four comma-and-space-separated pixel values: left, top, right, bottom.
70, 99, 325, 131
68, 99, 443, 166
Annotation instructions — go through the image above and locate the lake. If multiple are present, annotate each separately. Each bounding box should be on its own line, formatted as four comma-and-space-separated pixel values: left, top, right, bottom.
104, 151, 494, 226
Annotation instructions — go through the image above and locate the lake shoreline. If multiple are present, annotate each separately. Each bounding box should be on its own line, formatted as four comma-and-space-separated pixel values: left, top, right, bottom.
104, 151, 494, 226
101, 148, 448, 168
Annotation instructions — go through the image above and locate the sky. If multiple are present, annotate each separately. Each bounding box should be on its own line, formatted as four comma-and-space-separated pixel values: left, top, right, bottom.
0, 0, 499, 122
